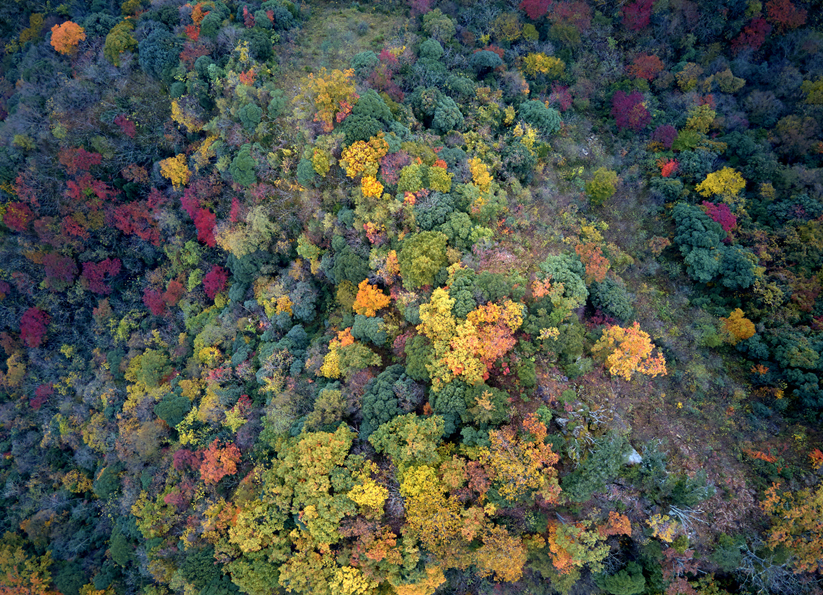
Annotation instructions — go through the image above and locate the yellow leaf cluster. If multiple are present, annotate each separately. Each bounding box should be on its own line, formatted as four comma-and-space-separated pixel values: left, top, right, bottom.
341, 135, 388, 178
646, 513, 679, 543
591, 322, 667, 381
721, 308, 755, 344
347, 479, 388, 512
331, 567, 378, 595
468, 157, 492, 192
522, 53, 566, 78
360, 175, 384, 198
295, 68, 358, 130
352, 280, 390, 317
159, 154, 191, 189
696, 167, 746, 198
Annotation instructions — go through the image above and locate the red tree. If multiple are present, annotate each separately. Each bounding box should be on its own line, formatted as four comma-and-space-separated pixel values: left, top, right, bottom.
3, 203, 34, 232
164, 280, 185, 306
20, 307, 49, 348
652, 124, 678, 149
765, 0, 807, 32
203, 265, 228, 299
143, 288, 166, 316
58, 147, 102, 175
702, 201, 737, 233
628, 54, 664, 80
520, 0, 553, 20
113, 114, 136, 138
200, 439, 241, 484
81, 258, 121, 294
181, 187, 217, 247
612, 91, 651, 131
31, 384, 53, 410
110, 201, 162, 246
623, 0, 654, 31
42, 253, 78, 290
732, 17, 771, 54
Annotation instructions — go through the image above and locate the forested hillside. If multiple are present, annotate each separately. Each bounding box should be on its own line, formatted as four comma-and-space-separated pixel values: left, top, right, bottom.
1, 0, 822, 594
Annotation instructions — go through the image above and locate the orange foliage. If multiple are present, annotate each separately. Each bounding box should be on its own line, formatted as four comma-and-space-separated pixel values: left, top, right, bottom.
200, 440, 241, 485
592, 322, 667, 381
761, 482, 823, 573
628, 53, 665, 80
50, 21, 86, 55
658, 158, 679, 178
599, 511, 632, 537
353, 280, 390, 317
744, 448, 778, 464
575, 242, 609, 283
809, 448, 823, 471
721, 309, 755, 344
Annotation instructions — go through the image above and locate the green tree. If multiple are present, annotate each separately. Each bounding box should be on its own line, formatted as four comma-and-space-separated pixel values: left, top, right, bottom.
369, 413, 445, 465
585, 168, 618, 205
399, 231, 449, 289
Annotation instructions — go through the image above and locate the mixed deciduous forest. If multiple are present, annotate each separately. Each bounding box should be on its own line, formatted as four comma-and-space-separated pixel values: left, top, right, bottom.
0, 0, 822, 593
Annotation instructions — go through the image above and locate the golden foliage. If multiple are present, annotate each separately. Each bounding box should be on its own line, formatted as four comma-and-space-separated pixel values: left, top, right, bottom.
159, 154, 191, 189
522, 53, 566, 78
696, 167, 746, 198
721, 308, 755, 344
591, 322, 667, 381
50, 21, 85, 55
352, 280, 390, 317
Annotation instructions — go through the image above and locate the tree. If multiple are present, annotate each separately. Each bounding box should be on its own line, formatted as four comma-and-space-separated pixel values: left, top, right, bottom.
518, 100, 561, 135
81, 258, 121, 294
612, 91, 650, 131
591, 322, 667, 381
200, 439, 241, 485
519, 0, 552, 20
0, 532, 57, 595
475, 525, 527, 582
765, 0, 807, 32
721, 309, 755, 344
622, 0, 653, 31
104, 20, 137, 66
585, 169, 618, 206
20, 307, 49, 348
399, 231, 448, 290
50, 21, 85, 55
369, 413, 444, 465
159, 154, 190, 189
203, 265, 228, 299
293, 68, 358, 132
628, 54, 664, 81
696, 168, 746, 199
761, 482, 823, 573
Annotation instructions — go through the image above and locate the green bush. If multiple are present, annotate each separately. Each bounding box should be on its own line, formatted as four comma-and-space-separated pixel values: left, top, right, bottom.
518, 100, 561, 135
351, 51, 379, 77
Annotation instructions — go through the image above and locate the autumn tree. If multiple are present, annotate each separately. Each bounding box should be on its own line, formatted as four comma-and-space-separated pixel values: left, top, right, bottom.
761, 482, 823, 573
696, 167, 746, 200
721, 309, 756, 345
50, 21, 85, 55
591, 322, 667, 381
352, 280, 390, 317
20, 308, 49, 348
200, 439, 241, 485
612, 91, 650, 131
159, 154, 190, 189
0, 532, 58, 595
293, 68, 359, 132
628, 54, 664, 81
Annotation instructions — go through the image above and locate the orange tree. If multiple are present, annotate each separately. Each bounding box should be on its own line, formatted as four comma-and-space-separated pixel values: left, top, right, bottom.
50, 21, 85, 55
591, 322, 667, 381
761, 482, 823, 573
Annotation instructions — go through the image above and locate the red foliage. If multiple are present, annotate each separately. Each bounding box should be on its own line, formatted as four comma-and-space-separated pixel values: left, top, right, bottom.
3, 202, 34, 232
242, 6, 255, 28
181, 187, 216, 246
65, 172, 117, 204
368, 64, 404, 102
0, 281, 10, 300
765, 0, 807, 32
230, 197, 242, 223
628, 54, 664, 80
479, 45, 506, 60
238, 68, 256, 85
31, 384, 54, 410
549, 1, 591, 30
193, 208, 216, 246
143, 288, 166, 316
20, 307, 49, 348
81, 258, 121, 294
173, 448, 203, 472
180, 41, 209, 69
200, 439, 241, 484
380, 151, 412, 185
42, 253, 78, 290
61, 215, 90, 240
110, 201, 162, 246
732, 17, 771, 54
702, 201, 737, 233
184, 24, 199, 41
13, 173, 40, 207
163, 280, 185, 306
652, 124, 678, 149
612, 90, 651, 131
203, 265, 228, 299
549, 83, 573, 112
659, 158, 679, 178
113, 114, 136, 138
519, 0, 553, 20
623, 0, 654, 31
58, 147, 102, 175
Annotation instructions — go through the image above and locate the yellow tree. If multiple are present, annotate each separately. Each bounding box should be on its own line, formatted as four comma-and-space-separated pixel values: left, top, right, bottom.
293, 68, 358, 132
591, 322, 667, 381
159, 154, 191, 189
761, 482, 823, 573
696, 167, 746, 199
721, 308, 755, 344
50, 21, 85, 55
352, 280, 390, 317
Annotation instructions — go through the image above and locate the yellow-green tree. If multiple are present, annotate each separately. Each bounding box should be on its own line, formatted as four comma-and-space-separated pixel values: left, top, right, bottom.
761, 482, 823, 573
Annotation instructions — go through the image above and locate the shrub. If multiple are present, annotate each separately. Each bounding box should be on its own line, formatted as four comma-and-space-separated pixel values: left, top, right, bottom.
518, 100, 561, 135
